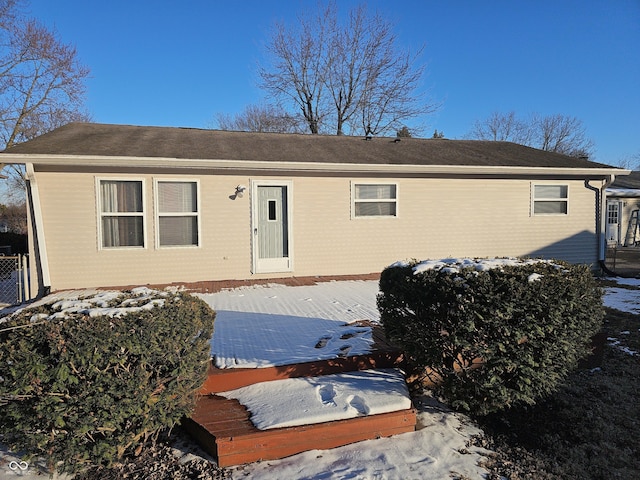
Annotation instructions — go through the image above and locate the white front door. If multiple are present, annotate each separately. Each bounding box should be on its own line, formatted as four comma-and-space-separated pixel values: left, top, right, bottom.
606, 200, 620, 244
252, 181, 293, 273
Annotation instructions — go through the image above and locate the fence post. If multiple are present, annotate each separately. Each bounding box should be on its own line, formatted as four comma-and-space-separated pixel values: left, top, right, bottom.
21, 255, 30, 303
17, 255, 22, 304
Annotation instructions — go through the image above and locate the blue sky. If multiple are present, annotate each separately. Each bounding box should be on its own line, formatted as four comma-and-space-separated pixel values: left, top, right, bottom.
27, 0, 640, 166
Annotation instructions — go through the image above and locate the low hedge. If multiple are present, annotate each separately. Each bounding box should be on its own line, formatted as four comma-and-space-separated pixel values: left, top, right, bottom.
378, 258, 604, 416
0, 288, 215, 474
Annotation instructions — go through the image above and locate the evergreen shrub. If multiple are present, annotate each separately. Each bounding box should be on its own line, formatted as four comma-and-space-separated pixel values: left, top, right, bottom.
377, 258, 604, 416
0, 288, 215, 474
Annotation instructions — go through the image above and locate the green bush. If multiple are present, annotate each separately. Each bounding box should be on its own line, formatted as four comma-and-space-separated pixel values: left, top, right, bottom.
378, 258, 604, 416
0, 288, 215, 474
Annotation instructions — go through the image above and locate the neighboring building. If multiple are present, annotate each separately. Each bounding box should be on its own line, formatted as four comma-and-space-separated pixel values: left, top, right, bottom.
606, 171, 640, 246
0, 123, 627, 297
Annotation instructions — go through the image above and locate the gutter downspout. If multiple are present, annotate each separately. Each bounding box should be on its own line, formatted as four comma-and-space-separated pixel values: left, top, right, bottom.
585, 175, 615, 275
25, 163, 51, 295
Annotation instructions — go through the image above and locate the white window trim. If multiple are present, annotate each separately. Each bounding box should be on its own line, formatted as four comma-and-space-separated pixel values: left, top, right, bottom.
96, 177, 147, 250
531, 183, 569, 216
154, 178, 201, 249
351, 181, 399, 219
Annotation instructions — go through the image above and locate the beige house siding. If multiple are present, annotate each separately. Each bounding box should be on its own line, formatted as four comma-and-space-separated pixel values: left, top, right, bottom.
292, 177, 597, 277
32, 169, 599, 291
36, 170, 254, 290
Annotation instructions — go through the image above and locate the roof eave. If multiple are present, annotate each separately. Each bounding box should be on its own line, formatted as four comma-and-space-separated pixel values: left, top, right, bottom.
2, 153, 629, 178
607, 188, 640, 197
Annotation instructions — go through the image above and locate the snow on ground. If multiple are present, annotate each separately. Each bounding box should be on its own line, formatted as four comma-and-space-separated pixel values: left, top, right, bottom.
230, 392, 492, 480
198, 280, 494, 479
219, 369, 412, 429
602, 277, 640, 356
2, 270, 639, 479
198, 272, 640, 479
602, 277, 640, 317
603, 288, 640, 315
198, 281, 379, 368
607, 277, 640, 288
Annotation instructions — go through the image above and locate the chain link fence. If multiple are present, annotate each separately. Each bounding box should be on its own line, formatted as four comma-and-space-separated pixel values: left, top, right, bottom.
0, 255, 29, 307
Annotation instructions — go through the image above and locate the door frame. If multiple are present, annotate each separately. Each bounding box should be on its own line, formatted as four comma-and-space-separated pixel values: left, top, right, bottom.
251, 179, 294, 274
606, 199, 621, 245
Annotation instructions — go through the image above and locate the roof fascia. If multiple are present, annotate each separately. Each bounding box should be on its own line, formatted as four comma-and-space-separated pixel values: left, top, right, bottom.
1, 153, 629, 178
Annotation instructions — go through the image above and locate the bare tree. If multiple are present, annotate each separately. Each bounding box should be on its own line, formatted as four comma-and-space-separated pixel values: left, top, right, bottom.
259, 3, 332, 134
531, 113, 594, 157
615, 152, 640, 170
259, 1, 435, 136
214, 103, 304, 133
468, 111, 531, 144
468, 111, 594, 159
0, 0, 90, 195
0, 201, 26, 233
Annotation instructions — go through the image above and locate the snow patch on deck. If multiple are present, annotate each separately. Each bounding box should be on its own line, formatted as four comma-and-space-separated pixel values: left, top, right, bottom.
218, 368, 412, 430
198, 281, 380, 368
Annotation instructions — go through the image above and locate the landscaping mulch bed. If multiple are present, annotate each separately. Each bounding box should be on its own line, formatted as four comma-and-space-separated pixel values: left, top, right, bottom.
75, 427, 230, 480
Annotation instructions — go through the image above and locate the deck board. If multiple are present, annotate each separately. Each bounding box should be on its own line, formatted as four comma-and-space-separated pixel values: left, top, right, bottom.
203, 321, 404, 394
185, 321, 416, 467
184, 394, 416, 467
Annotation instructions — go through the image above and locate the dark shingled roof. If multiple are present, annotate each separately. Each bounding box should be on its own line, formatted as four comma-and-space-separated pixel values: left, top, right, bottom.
611, 171, 640, 189
2, 122, 616, 170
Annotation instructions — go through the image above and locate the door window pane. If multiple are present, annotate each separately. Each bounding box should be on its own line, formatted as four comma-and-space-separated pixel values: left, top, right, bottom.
268, 200, 277, 221
607, 203, 619, 224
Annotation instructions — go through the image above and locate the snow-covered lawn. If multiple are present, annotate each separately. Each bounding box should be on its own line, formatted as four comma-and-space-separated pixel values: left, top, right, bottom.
603, 279, 640, 315
602, 277, 640, 356
230, 393, 492, 480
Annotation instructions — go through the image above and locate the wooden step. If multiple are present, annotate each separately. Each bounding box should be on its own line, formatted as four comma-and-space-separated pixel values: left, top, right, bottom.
183, 394, 417, 467
202, 350, 404, 393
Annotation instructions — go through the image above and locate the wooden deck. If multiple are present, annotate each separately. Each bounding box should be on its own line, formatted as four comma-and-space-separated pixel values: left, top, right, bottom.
184, 394, 417, 467
183, 321, 417, 467
201, 323, 404, 393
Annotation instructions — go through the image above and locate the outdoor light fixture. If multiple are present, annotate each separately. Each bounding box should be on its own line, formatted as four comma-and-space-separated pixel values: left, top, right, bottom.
230, 185, 247, 200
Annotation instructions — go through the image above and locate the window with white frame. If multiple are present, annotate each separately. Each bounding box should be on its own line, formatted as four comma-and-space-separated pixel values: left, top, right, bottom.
98, 180, 145, 248
353, 183, 397, 217
156, 180, 199, 246
532, 184, 568, 215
